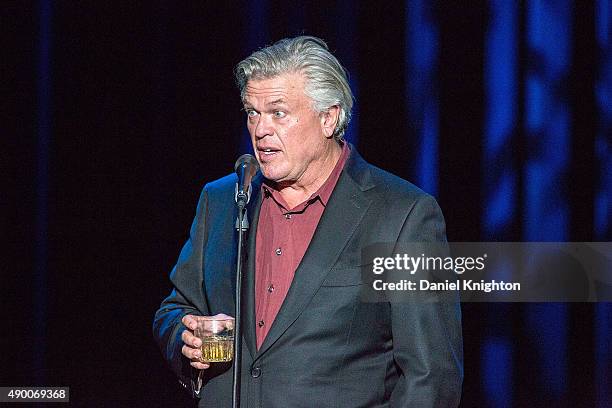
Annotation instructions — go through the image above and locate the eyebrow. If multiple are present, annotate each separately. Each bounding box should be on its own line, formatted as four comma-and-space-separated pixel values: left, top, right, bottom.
267, 99, 287, 106
242, 98, 288, 110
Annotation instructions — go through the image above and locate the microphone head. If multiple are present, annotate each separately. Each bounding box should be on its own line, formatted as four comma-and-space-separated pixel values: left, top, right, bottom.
234, 154, 259, 208
234, 153, 259, 173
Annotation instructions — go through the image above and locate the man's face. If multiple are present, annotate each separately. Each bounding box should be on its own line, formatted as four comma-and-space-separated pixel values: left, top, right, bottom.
243, 72, 330, 185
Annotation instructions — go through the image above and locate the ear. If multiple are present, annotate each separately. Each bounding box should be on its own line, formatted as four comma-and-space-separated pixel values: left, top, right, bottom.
320, 105, 340, 138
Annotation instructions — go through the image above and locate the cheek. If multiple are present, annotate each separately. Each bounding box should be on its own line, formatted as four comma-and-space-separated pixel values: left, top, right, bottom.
246, 121, 256, 136
283, 117, 306, 140
275, 126, 293, 148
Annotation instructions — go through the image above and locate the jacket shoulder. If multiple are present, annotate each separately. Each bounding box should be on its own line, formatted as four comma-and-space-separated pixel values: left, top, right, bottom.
198, 173, 238, 204
366, 164, 434, 204
205, 173, 237, 193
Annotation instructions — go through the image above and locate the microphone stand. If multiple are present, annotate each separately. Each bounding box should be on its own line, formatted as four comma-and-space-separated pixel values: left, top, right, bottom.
232, 185, 249, 408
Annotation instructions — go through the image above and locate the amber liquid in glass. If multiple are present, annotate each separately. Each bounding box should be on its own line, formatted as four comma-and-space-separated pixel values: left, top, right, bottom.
199, 335, 234, 362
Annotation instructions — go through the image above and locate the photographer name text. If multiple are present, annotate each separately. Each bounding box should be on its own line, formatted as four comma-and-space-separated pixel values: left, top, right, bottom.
372, 279, 521, 292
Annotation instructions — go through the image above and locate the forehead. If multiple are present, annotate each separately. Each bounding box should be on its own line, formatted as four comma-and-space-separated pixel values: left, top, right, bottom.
243, 72, 307, 105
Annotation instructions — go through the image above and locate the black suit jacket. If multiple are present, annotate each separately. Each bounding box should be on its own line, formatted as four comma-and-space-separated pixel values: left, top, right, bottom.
153, 147, 463, 407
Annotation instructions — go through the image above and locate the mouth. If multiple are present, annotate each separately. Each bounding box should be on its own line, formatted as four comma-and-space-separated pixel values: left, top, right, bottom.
257, 147, 281, 159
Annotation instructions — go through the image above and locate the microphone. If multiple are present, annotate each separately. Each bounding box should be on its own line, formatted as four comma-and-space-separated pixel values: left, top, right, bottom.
234, 154, 259, 209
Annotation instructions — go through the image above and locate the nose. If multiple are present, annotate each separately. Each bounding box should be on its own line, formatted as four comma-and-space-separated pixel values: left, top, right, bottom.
253, 113, 273, 139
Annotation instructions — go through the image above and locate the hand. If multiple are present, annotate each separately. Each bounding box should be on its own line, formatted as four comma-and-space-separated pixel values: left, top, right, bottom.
181, 314, 232, 369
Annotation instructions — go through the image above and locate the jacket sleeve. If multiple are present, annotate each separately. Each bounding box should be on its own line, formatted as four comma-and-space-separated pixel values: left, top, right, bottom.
153, 185, 212, 397
389, 195, 464, 407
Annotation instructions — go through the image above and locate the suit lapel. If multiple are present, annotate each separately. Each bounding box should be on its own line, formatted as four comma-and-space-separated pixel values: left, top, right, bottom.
255, 149, 375, 358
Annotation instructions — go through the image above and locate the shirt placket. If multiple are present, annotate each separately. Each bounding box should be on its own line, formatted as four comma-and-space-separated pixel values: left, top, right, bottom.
258, 202, 291, 336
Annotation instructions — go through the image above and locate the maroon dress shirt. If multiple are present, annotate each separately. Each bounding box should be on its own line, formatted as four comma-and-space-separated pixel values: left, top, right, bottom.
254, 143, 350, 349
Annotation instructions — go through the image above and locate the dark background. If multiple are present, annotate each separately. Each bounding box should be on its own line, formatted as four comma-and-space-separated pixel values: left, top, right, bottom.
5, 1, 611, 407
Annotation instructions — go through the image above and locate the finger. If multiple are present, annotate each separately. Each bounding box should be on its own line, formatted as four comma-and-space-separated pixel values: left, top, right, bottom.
181, 330, 202, 348
181, 345, 210, 369
182, 344, 202, 360
181, 315, 198, 331
191, 361, 210, 370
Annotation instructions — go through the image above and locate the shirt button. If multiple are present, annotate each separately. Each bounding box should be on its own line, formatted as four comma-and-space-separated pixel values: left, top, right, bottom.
275, 247, 282, 256
251, 367, 261, 378
267, 284, 275, 293
285, 214, 291, 219
258, 320, 265, 328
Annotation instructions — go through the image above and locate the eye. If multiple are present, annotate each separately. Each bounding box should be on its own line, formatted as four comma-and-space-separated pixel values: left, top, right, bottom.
273, 111, 286, 118
246, 109, 258, 118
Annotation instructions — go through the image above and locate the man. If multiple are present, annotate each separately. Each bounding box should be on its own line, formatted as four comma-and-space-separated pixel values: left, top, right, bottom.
153, 36, 463, 407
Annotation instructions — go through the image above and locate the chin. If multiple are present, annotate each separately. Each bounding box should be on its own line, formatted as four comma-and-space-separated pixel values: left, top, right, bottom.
262, 173, 284, 183
260, 164, 288, 182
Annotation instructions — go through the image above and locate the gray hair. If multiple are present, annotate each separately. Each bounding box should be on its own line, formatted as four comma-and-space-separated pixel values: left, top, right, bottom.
235, 36, 354, 141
